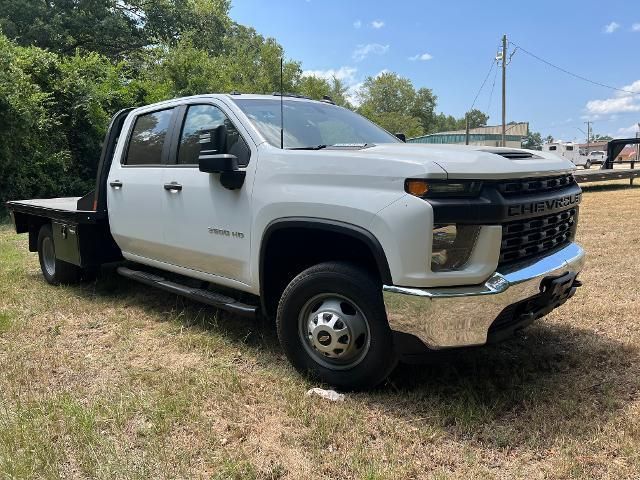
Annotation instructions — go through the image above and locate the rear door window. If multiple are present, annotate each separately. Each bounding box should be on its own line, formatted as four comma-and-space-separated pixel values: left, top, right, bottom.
125, 109, 174, 165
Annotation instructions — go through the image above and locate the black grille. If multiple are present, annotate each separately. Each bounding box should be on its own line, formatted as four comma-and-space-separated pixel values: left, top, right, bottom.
499, 207, 577, 266
497, 174, 575, 197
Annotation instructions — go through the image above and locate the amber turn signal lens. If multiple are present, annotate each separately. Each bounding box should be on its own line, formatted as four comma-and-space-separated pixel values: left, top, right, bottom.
405, 180, 429, 197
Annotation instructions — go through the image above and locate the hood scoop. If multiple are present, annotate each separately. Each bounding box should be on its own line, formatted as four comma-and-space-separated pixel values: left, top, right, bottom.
479, 149, 542, 160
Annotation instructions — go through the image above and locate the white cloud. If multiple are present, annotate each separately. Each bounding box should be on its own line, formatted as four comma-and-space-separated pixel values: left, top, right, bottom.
617, 123, 640, 137
301, 66, 358, 85
371, 20, 384, 29
408, 52, 433, 61
353, 19, 361, 28
603, 21, 620, 33
586, 97, 639, 114
352, 43, 389, 61
585, 80, 640, 115
632, 23, 640, 31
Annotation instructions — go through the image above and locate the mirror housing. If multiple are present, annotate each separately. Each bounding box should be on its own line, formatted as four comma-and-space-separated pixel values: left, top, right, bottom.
199, 154, 246, 190
395, 133, 406, 142
199, 154, 238, 173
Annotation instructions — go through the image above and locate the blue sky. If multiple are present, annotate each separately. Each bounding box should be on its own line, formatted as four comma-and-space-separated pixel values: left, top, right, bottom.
230, 0, 640, 141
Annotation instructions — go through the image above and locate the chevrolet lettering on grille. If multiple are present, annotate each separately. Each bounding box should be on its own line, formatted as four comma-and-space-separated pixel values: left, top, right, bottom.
507, 192, 582, 218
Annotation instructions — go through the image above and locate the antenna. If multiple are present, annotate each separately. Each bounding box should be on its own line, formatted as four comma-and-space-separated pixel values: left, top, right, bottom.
280, 57, 284, 149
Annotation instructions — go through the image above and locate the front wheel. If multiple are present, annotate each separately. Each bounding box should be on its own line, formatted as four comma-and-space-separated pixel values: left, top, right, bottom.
276, 262, 397, 390
584, 160, 592, 169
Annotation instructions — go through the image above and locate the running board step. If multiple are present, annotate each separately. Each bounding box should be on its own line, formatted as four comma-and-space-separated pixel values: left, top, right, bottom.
117, 266, 257, 318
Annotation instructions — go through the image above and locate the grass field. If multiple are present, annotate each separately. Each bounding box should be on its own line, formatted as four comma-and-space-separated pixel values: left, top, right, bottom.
1, 182, 640, 479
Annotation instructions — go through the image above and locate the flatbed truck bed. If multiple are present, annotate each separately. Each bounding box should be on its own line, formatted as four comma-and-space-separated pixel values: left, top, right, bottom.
573, 168, 639, 184
7, 196, 120, 268
6, 197, 105, 224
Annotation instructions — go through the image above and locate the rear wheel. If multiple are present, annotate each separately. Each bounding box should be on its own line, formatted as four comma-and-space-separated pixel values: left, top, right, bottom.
276, 262, 397, 390
37, 224, 82, 285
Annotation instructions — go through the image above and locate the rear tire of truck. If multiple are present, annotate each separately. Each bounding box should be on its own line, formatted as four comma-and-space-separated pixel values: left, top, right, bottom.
37, 224, 82, 285
276, 261, 397, 390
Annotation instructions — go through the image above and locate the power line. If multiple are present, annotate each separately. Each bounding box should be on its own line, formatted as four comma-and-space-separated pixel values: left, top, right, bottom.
486, 60, 499, 115
509, 40, 640, 96
470, 58, 496, 111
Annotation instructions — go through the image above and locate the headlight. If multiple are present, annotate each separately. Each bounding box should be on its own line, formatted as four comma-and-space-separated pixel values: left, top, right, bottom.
405, 179, 482, 198
431, 224, 481, 272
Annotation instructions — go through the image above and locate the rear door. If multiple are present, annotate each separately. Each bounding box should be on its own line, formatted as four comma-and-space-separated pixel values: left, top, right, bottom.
160, 101, 256, 285
107, 106, 178, 262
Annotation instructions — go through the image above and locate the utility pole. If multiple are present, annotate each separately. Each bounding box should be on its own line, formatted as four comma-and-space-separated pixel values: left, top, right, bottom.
465, 112, 470, 145
632, 123, 639, 186
501, 34, 507, 147
584, 121, 592, 156
636, 123, 639, 162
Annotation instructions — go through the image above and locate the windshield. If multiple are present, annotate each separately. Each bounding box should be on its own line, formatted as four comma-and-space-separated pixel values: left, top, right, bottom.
233, 98, 400, 149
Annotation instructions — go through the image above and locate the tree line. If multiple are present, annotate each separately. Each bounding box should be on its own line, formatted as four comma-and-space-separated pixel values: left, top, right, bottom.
0, 0, 490, 207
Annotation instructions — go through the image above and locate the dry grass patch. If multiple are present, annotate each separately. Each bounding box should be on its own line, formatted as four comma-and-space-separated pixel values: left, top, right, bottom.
1, 183, 640, 478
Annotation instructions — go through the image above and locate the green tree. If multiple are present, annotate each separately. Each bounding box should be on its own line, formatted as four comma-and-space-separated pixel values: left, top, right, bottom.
592, 134, 613, 142
356, 72, 424, 138
522, 131, 543, 150
0, 37, 68, 205
216, 24, 301, 94
0, 0, 231, 59
0, 34, 145, 206
296, 75, 352, 108
432, 113, 459, 132
297, 75, 331, 100
464, 109, 489, 129
325, 77, 352, 108
409, 88, 437, 133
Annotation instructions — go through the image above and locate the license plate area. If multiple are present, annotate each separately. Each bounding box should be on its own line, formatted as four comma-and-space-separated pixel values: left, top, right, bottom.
540, 271, 579, 304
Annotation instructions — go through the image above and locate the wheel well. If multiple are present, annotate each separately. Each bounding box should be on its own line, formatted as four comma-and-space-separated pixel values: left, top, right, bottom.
22, 215, 50, 252
260, 222, 391, 319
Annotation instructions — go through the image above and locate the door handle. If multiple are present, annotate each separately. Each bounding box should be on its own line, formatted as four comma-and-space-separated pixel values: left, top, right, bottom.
164, 182, 183, 192
110, 180, 123, 189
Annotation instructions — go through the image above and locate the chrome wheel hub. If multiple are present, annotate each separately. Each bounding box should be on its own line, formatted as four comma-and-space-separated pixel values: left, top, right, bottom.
299, 294, 370, 370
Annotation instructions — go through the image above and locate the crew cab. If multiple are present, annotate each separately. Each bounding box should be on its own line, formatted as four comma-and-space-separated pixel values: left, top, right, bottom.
6, 94, 585, 389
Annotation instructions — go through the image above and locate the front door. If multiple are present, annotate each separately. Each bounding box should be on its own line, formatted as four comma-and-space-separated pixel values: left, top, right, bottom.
107, 107, 176, 262
161, 103, 255, 286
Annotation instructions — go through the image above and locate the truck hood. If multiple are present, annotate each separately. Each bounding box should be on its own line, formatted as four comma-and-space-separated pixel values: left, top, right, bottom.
349, 143, 576, 179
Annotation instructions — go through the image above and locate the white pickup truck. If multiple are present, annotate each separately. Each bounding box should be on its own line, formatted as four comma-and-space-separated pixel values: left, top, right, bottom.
6, 94, 585, 389
586, 150, 607, 165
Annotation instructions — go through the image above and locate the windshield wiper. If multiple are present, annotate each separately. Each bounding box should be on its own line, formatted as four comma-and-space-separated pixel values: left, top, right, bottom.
287, 144, 328, 150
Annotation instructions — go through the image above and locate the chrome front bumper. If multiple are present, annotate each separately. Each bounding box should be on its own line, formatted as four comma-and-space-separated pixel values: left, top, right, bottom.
383, 242, 585, 349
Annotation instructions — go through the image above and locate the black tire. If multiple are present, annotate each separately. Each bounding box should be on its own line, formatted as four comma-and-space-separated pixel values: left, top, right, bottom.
37, 224, 82, 285
276, 261, 397, 390
584, 161, 591, 169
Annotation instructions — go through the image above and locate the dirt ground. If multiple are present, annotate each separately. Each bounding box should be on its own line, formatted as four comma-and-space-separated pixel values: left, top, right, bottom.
1, 181, 639, 479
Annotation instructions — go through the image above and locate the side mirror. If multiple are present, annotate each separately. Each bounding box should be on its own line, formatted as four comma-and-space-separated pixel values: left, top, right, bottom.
395, 132, 406, 142
199, 154, 238, 173
199, 154, 245, 190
